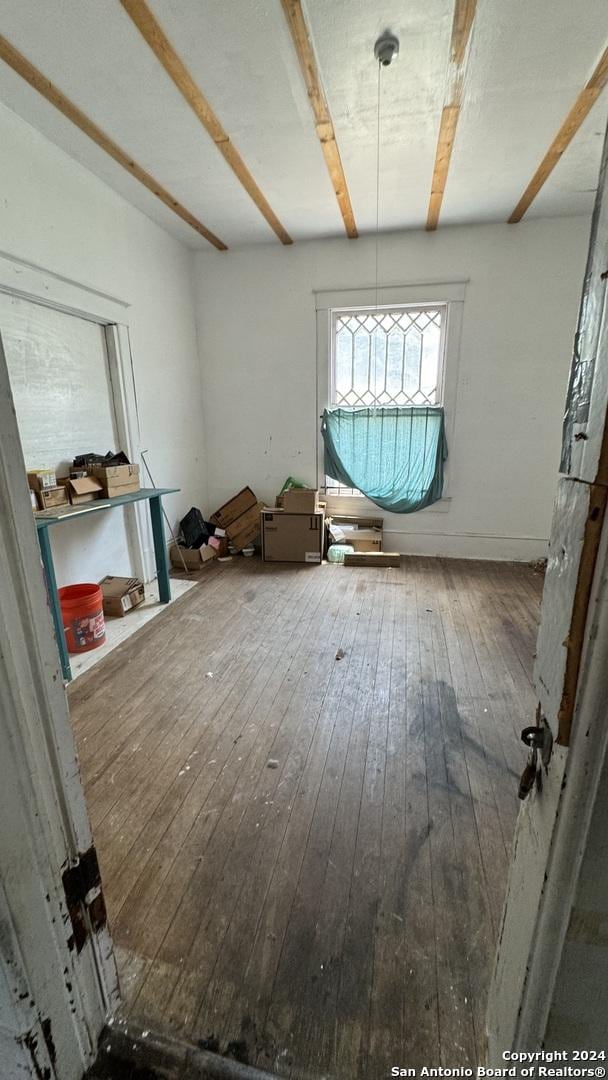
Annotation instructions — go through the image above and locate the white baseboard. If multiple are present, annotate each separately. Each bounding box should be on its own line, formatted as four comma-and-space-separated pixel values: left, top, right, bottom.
383, 530, 549, 561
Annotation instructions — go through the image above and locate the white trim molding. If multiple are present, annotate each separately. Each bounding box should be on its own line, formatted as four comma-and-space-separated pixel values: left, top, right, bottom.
0, 248, 131, 322
313, 280, 468, 310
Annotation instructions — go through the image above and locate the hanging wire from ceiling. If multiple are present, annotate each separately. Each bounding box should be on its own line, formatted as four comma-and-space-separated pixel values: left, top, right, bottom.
372, 32, 399, 406
375, 53, 381, 317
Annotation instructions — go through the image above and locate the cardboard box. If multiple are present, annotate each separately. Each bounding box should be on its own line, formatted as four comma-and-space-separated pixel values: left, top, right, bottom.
343, 552, 400, 567
329, 514, 384, 531
60, 476, 104, 505
36, 485, 69, 510
169, 542, 216, 569
276, 492, 327, 512
344, 528, 383, 553
328, 515, 383, 553
211, 486, 257, 529
91, 463, 140, 498
28, 469, 57, 492
261, 510, 325, 563
228, 502, 264, 550
282, 488, 319, 514
208, 534, 229, 556
211, 487, 263, 551
99, 575, 145, 617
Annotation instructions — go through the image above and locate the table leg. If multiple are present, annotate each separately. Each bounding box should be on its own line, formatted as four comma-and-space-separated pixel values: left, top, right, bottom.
37, 527, 71, 682
149, 495, 171, 603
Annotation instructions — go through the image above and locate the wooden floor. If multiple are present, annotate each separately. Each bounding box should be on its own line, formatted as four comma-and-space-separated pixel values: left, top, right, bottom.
69, 556, 542, 1078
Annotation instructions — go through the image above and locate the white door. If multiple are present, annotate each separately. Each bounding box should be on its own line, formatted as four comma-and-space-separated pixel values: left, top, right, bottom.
0, 331, 119, 1079
487, 133, 608, 1054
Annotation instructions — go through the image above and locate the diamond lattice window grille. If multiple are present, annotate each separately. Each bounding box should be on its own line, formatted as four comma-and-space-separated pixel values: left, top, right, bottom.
326, 305, 445, 495
332, 306, 444, 409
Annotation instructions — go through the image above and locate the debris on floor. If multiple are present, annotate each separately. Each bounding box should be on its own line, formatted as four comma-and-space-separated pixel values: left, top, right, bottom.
171, 486, 265, 571
197, 1035, 220, 1054
267, 759, 279, 769
225, 1040, 250, 1065
335, 647, 345, 660
211, 486, 264, 554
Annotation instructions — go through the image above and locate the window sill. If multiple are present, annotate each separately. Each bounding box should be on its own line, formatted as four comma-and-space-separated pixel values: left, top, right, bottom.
323, 494, 452, 515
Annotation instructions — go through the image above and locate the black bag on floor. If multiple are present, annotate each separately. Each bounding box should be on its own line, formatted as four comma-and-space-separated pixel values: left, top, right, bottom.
180, 507, 210, 549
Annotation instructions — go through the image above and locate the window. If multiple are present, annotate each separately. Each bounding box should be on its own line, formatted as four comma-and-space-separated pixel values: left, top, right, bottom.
326, 304, 446, 495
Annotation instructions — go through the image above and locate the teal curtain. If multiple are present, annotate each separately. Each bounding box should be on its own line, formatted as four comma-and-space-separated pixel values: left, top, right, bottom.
322, 406, 447, 513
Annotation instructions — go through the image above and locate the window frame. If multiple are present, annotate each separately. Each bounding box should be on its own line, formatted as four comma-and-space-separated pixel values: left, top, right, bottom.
315, 281, 466, 511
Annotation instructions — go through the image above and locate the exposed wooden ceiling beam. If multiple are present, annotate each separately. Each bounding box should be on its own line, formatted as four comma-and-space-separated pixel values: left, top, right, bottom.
0, 33, 227, 250
120, 0, 292, 246
280, 0, 358, 239
426, 0, 477, 231
509, 47, 608, 224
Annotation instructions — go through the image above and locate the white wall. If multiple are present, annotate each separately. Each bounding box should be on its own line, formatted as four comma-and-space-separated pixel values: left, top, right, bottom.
0, 103, 206, 585
194, 217, 590, 560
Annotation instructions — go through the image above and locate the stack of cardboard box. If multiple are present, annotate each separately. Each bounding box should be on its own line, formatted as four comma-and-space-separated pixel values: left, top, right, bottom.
327, 512, 400, 567
261, 487, 325, 563
28, 458, 140, 512
169, 487, 263, 570
27, 469, 70, 511
211, 486, 264, 551
90, 463, 139, 498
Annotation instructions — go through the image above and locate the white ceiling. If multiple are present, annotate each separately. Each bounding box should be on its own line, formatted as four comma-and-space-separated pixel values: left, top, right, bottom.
0, 0, 606, 249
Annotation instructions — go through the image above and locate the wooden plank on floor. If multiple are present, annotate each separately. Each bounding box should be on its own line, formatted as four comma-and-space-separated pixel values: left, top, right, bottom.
259, 575, 382, 1073
399, 559, 439, 1065
289, 572, 387, 1079
186, 570, 373, 1066
414, 558, 478, 1064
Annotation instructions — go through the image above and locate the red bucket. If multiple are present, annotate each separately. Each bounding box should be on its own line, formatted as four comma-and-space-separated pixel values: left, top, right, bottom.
59, 583, 106, 654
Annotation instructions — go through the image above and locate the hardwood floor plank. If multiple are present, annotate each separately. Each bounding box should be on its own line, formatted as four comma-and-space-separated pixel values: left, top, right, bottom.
261, 578, 384, 1073
331, 570, 394, 1078
414, 558, 478, 1064
291, 572, 387, 1079
399, 559, 440, 1065
187, 571, 373, 1067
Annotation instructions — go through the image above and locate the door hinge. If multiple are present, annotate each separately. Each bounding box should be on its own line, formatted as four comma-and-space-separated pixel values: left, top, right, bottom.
62, 845, 107, 953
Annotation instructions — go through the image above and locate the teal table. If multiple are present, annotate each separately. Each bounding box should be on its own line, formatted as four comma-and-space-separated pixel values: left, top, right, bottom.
35, 487, 178, 682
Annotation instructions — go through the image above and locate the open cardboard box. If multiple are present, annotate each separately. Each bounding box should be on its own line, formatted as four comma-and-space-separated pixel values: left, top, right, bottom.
211, 486, 263, 551
99, 575, 145, 617
59, 476, 104, 505
170, 542, 217, 569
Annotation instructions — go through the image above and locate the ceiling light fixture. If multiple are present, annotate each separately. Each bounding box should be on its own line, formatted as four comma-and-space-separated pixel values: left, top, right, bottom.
374, 32, 399, 67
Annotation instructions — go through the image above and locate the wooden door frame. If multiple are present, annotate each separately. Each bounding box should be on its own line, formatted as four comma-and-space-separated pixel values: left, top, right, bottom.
487, 126, 608, 1056
0, 332, 119, 1077
487, 519, 608, 1055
